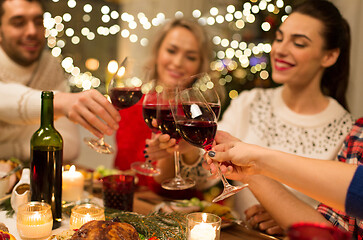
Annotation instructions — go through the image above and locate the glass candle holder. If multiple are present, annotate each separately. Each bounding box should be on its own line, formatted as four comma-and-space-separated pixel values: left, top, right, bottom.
17, 201, 53, 240
187, 212, 221, 240
101, 174, 135, 211
69, 203, 105, 230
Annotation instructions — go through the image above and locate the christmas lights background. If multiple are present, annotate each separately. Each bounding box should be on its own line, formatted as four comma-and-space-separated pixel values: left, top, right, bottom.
44, 0, 293, 113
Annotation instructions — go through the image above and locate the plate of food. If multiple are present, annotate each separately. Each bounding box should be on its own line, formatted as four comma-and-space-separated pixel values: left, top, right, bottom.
154, 197, 239, 228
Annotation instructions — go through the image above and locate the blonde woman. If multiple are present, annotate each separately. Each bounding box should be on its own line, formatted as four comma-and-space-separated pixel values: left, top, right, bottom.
114, 19, 224, 194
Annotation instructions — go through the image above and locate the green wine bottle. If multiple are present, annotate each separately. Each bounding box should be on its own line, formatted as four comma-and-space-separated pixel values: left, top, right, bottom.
30, 91, 63, 229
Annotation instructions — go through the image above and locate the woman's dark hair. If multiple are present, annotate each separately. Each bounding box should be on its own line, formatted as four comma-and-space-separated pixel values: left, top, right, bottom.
292, 0, 350, 111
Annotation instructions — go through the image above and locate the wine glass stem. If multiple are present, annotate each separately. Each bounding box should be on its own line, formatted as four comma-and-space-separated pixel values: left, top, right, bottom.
216, 163, 232, 188
174, 149, 183, 180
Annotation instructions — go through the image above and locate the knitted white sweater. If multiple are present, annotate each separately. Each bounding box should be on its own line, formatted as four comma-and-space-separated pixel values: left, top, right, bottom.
218, 86, 354, 217
0, 47, 80, 162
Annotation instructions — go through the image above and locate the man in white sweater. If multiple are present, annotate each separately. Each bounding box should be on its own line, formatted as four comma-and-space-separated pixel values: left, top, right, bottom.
0, 0, 120, 163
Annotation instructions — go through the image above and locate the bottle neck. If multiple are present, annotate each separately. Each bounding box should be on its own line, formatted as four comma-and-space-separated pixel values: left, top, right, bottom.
40, 95, 54, 127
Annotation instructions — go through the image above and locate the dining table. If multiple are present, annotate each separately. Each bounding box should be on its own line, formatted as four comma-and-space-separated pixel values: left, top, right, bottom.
0, 172, 280, 240
133, 188, 279, 240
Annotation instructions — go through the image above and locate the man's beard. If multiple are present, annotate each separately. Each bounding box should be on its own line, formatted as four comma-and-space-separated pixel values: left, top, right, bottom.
0, 29, 44, 66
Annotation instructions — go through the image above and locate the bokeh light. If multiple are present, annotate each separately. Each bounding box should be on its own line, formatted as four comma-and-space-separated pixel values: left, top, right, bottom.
45, 0, 290, 96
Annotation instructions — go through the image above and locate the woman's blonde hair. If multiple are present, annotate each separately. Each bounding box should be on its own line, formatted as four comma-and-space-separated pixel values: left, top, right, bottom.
145, 18, 225, 104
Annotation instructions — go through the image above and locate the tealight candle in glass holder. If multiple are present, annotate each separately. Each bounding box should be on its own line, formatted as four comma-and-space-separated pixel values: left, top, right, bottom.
17, 201, 53, 240
187, 212, 221, 240
69, 203, 105, 230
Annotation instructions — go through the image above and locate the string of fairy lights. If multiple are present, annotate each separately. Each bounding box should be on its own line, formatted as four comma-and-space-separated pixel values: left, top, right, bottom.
46, 0, 291, 99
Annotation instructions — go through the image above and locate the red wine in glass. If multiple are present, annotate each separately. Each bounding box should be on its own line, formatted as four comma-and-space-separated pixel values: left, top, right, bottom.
182, 102, 220, 121
157, 106, 182, 141
109, 87, 143, 110
209, 103, 221, 120
158, 96, 195, 190
142, 104, 160, 133
176, 120, 217, 150
174, 87, 248, 202
131, 97, 161, 176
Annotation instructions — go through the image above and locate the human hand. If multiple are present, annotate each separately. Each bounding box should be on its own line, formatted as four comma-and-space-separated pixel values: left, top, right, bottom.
245, 204, 284, 235
202, 156, 249, 182
203, 140, 262, 181
214, 130, 241, 144
145, 133, 178, 183
54, 90, 120, 138
144, 133, 175, 161
145, 134, 201, 171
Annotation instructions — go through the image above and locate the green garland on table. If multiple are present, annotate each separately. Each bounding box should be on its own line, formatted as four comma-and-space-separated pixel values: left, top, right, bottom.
0, 198, 14, 218
107, 210, 187, 240
63, 203, 187, 240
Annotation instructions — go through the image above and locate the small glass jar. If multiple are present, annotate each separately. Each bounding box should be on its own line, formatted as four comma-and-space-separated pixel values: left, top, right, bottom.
17, 201, 53, 240
69, 203, 105, 230
187, 212, 221, 240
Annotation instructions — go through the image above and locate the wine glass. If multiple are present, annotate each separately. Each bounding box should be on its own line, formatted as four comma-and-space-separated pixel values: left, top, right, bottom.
130, 85, 161, 176
158, 89, 196, 190
108, 59, 144, 111
83, 136, 114, 154
172, 87, 248, 203
84, 57, 145, 154
201, 88, 221, 120
83, 58, 128, 154
192, 73, 221, 120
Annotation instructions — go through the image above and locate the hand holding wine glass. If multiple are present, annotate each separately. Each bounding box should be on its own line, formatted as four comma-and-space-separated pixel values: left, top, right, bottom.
84, 57, 145, 154
172, 86, 248, 202
83, 58, 128, 154
131, 84, 161, 176
158, 88, 196, 190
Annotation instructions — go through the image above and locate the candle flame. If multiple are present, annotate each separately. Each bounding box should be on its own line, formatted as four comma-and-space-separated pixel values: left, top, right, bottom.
69, 165, 76, 172
84, 213, 93, 221
23, 212, 47, 225
33, 212, 41, 221
202, 213, 207, 222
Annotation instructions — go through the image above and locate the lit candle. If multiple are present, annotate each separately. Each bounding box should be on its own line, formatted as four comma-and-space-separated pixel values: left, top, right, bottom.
62, 165, 85, 202
17, 202, 53, 239
190, 214, 217, 240
187, 212, 221, 240
70, 203, 105, 230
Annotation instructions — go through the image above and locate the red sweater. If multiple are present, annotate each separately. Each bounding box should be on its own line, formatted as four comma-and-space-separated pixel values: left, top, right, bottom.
114, 97, 151, 171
